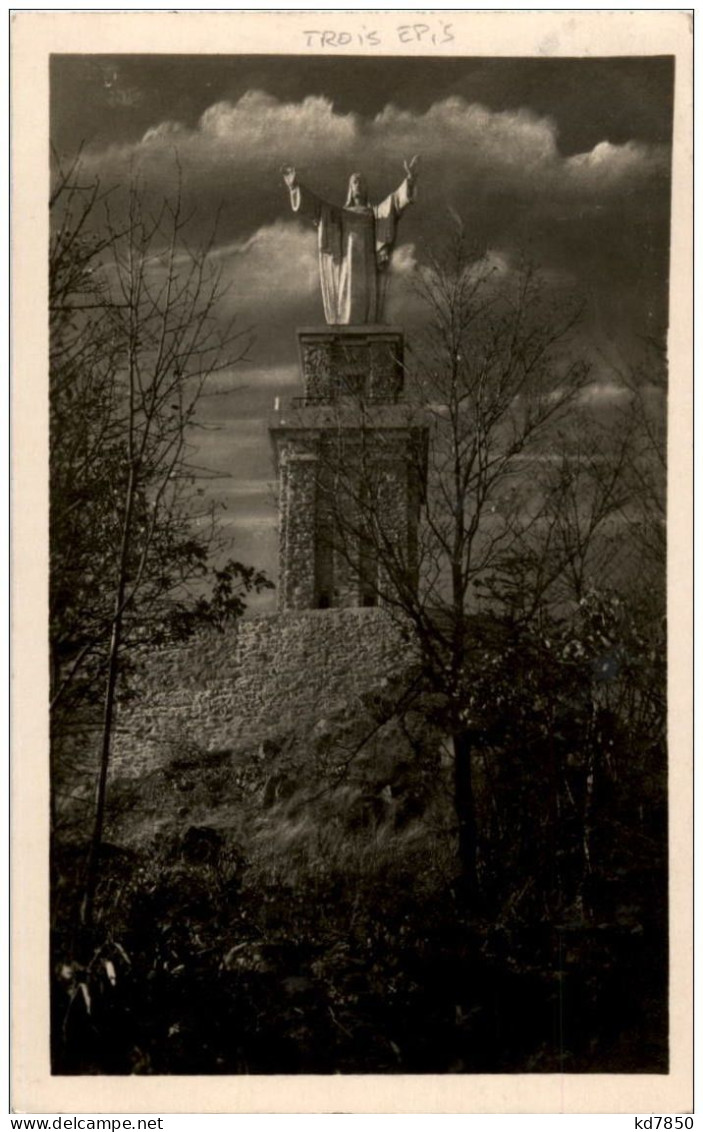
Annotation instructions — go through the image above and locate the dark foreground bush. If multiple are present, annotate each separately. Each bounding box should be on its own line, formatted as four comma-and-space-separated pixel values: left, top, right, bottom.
51, 810, 667, 1075
52, 620, 667, 1074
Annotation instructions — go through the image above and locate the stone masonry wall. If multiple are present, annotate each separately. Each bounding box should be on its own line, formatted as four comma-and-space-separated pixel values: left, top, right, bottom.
272, 421, 426, 612
278, 451, 318, 610
297, 327, 404, 404
112, 607, 416, 780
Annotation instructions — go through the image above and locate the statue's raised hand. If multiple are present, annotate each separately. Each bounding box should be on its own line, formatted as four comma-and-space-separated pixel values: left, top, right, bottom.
281, 164, 297, 189
403, 155, 420, 182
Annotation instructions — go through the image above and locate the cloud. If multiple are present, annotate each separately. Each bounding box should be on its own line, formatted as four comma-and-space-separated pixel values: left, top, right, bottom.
232, 363, 301, 389
389, 241, 418, 276
65, 82, 669, 590
374, 99, 558, 172
87, 89, 668, 222
564, 139, 667, 189
141, 119, 185, 143
225, 512, 277, 531
213, 220, 319, 313
75, 86, 670, 417
374, 99, 668, 194
195, 90, 357, 154
139, 220, 323, 336
225, 477, 276, 498
79, 89, 670, 357
578, 381, 632, 405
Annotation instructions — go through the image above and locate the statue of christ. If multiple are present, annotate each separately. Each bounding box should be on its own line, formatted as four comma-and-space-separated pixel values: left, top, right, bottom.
281, 157, 419, 325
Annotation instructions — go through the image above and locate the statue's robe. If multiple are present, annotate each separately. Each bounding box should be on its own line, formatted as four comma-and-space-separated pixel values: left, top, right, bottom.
289, 178, 415, 325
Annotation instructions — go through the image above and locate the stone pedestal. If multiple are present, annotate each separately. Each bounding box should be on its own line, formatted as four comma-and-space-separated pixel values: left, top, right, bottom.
297, 325, 404, 404
270, 326, 427, 612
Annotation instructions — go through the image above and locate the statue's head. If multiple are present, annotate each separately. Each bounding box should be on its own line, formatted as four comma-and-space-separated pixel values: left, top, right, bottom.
345, 172, 369, 207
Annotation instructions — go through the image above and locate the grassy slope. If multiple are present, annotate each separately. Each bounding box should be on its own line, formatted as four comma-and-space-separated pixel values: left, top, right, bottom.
51, 675, 667, 1075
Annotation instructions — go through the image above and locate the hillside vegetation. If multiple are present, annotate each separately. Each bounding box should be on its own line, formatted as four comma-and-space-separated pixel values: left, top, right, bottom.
52, 598, 667, 1075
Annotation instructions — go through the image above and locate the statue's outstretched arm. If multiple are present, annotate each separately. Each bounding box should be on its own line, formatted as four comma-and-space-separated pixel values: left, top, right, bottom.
403, 155, 420, 185
281, 164, 330, 222
281, 163, 297, 190
397, 154, 420, 207
376, 156, 420, 221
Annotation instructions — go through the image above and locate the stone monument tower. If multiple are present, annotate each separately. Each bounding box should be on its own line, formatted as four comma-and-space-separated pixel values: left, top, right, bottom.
270, 160, 427, 612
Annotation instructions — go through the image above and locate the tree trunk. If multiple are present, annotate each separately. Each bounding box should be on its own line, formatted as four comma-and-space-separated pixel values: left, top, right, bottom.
81, 466, 137, 928
453, 729, 478, 898
81, 612, 123, 927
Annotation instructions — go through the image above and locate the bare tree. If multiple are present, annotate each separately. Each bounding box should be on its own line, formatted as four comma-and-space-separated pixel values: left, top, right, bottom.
480, 407, 640, 622
50, 159, 255, 924
316, 233, 598, 892
620, 345, 667, 589
319, 233, 668, 908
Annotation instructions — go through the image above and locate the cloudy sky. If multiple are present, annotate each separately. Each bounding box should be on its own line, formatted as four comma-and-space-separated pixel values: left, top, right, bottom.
51, 54, 673, 601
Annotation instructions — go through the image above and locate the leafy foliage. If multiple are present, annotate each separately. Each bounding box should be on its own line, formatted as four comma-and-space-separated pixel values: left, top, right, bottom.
165, 560, 274, 640
49, 154, 270, 921
49, 159, 257, 720
51, 611, 667, 1075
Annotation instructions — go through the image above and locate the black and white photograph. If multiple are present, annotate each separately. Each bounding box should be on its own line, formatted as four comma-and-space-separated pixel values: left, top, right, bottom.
11, 9, 693, 1114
